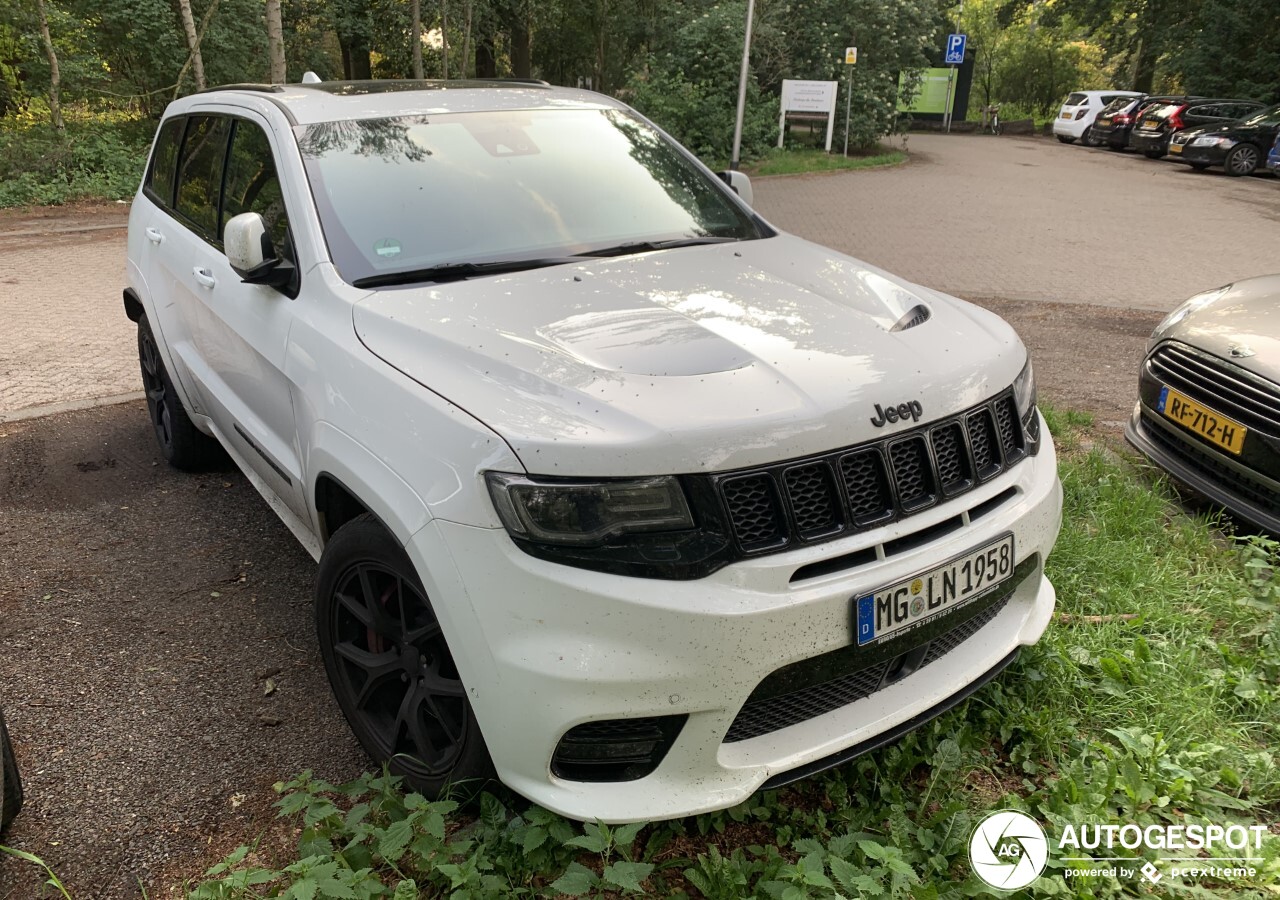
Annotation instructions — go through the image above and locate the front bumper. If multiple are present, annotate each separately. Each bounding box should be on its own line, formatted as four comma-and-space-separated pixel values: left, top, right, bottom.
1126, 405, 1280, 534
1168, 143, 1227, 167
407, 419, 1062, 822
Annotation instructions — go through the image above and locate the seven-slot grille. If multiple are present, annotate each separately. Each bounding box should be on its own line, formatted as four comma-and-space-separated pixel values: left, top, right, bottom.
718, 393, 1025, 553
1148, 342, 1280, 436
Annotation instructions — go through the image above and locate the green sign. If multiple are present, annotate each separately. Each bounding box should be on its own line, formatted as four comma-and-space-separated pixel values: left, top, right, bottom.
898, 68, 956, 115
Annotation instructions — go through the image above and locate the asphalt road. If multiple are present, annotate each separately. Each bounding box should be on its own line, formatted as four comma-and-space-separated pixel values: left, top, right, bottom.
1, 132, 1274, 897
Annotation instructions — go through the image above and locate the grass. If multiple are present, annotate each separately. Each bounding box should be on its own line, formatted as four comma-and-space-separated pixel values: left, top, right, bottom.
11, 411, 1280, 898
743, 147, 907, 177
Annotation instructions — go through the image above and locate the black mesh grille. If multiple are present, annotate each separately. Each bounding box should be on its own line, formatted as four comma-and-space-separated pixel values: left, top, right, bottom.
552, 715, 687, 782
717, 392, 1024, 554
722, 475, 784, 549
1149, 343, 1280, 435
890, 437, 936, 510
994, 397, 1023, 460
968, 409, 1001, 477
785, 464, 841, 536
725, 594, 1014, 742
840, 450, 894, 525
931, 423, 970, 493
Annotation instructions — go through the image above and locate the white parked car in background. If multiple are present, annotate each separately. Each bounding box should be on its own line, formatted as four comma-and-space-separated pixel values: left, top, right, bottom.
1054, 89, 1143, 145
124, 78, 1062, 823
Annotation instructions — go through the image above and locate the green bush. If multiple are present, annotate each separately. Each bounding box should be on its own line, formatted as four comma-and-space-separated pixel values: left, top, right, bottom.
0, 118, 151, 207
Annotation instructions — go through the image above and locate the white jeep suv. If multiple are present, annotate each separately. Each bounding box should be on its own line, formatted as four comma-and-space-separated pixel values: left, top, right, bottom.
124, 79, 1062, 823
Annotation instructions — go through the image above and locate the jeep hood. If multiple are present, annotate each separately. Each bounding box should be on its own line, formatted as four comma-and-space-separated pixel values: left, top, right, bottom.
352, 235, 1025, 476
1160, 275, 1280, 384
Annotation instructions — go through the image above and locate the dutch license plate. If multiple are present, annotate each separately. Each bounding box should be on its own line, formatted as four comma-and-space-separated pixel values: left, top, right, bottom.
1098, 118, 1112, 127
1157, 386, 1247, 454
855, 534, 1015, 647
1170, 143, 1183, 153
1144, 120, 1160, 130
1060, 112, 1072, 119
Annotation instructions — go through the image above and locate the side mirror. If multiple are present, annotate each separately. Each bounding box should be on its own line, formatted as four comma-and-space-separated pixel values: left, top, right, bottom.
224, 212, 295, 290
717, 170, 754, 207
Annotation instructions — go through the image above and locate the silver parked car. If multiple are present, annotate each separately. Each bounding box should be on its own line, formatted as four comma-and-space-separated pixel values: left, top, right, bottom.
0, 706, 20, 834
1126, 277, 1279, 533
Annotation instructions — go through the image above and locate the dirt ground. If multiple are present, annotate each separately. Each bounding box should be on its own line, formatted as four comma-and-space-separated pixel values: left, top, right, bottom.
0, 293, 1163, 899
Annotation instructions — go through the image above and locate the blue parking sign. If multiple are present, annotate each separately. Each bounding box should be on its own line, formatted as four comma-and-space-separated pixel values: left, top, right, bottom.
945, 33, 967, 64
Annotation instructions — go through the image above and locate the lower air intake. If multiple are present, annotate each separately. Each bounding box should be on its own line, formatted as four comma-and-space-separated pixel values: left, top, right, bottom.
551, 715, 687, 782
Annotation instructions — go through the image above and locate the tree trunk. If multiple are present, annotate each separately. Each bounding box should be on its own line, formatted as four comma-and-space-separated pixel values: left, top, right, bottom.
475, 32, 496, 78
265, 0, 286, 83
1131, 35, 1157, 93
461, 1, 472, 79
441, 0, 449, 79
410, 0, 423, 78
338, 34, 371, 79
511, 13, 531, 78
34, 0, 63, 130
177, 0, 206, 91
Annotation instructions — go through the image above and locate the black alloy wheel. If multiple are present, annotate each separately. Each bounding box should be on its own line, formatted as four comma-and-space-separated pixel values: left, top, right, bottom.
1225, 143, 1259, 176
136, 315, 221, 470
0, 706, 22, 833
316, 516, 492, 795
1081, 126, 1101, 147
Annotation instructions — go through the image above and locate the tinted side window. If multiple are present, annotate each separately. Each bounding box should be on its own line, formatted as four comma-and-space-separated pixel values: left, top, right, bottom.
174, 115, 231, 239
1187, 104, 1222, 119
222, 121, 289, 248
147, 118, 185, 207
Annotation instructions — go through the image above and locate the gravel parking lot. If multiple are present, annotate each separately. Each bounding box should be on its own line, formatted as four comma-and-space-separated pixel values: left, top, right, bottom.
0, 132, 1276, 898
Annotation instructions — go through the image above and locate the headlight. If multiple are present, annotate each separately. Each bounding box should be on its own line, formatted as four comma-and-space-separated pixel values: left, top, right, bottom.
1191, 136, 1233, 148
486, 473, 694, 545
1154, 285, 1230, 335
1013, 356, 1036, 421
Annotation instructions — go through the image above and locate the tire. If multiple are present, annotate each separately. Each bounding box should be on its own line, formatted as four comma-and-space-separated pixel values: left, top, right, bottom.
316, 514, 494, 799
0, 706, 22, 834
137, 315, 222, 471
1057, 135, 1075, 144
1190, 163, 1211, 171
1081, 126, 1101, 147
1225, 143, 1259, 176
1143, 150, 1163, 159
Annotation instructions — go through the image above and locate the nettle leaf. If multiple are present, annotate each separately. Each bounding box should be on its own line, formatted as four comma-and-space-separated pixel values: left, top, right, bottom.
602, 860, 654, 893
377, 818, 415, 863
550, 861, 598, 896
284, 877, 319, 900
613, 821, 646, 851
566, 822, 612, 854
521, 825, 549, 854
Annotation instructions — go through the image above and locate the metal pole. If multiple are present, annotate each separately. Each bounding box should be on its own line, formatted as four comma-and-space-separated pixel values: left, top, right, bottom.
943, 67, 955, 132
730, 0, 756, 170
843, 65, 852, 156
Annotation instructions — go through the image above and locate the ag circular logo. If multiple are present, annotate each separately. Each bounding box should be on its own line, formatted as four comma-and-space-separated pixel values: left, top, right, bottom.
969, 810, 1049, 890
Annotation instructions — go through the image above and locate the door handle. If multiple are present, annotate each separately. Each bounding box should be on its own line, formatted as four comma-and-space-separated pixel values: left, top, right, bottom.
145, 227, 164, 244
192, 267, 217, 289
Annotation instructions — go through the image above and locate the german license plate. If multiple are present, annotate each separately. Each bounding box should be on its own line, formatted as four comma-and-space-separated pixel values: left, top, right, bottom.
855, 534, 1015, 647
1157, 386, 1247, 454
1170, 143, 1183, 153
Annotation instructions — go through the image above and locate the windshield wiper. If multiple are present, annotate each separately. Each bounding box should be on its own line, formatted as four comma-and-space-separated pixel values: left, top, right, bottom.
353, 256, 581, 288
577, 236, 742, 259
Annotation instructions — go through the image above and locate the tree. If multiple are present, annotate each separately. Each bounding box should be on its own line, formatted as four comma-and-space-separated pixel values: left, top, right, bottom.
266, 0, 286, 82
33, 0, 62, 129
177, 0, 206, 90
410, 0, 423, 78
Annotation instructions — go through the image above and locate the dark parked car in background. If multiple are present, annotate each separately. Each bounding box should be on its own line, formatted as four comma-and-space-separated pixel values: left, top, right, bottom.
0, 706, 21, 834
1129, 98, 1266, 158
1169, 104, 1280, 176
1092, 95, 1194, 150
1127, 277, 1280, 534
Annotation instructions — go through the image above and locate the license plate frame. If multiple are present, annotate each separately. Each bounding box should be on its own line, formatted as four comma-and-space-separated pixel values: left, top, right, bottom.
1170, 143, 1183, 154
854, 533, 1016, 647
1157, 386, 1247, 455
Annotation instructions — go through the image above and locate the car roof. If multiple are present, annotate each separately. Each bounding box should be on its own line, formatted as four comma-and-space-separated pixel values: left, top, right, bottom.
173, 79, 627, 125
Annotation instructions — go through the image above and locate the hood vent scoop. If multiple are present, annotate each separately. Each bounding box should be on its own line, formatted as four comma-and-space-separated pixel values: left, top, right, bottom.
890, 304, 931, 333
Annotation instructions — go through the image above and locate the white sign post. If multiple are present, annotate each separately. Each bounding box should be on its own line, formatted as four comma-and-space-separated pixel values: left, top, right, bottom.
843, 47, 857, 156
778, 79, 839, 152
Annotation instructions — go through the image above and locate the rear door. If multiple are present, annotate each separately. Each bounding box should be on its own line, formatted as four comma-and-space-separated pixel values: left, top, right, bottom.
1183, 103, 1225, 129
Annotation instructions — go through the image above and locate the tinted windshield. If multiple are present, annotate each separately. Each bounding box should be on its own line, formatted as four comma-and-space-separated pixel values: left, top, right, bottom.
295, 108, 763, 284
1239, 105, 1280, 127
1064, 93, 1087, 106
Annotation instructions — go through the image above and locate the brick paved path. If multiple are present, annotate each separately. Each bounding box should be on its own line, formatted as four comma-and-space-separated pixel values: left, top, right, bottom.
3, 133, 1279, 418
